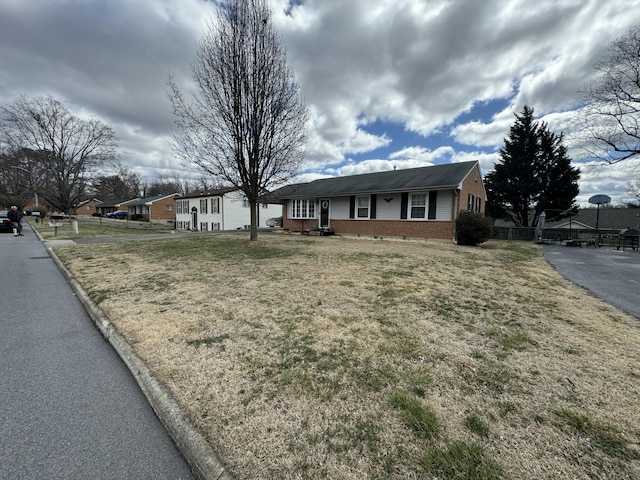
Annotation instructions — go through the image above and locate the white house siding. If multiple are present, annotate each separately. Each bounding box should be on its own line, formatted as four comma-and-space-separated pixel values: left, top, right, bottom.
327, 191, 451, 221
175, 191, 282, 231
375, 194, 402, 220
222, 192, 282, 230
434, 191, 452, 221
328, 197, 351, 220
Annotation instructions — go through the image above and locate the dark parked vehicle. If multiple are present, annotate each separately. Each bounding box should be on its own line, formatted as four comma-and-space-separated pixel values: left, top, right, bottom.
266, 216, 283, 227
106, 210, 128, 219
0, 210, 12, 232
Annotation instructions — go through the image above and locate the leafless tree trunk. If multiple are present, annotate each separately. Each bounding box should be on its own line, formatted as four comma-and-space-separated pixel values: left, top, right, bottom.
168, 0, 307, 240
0, 95, 117, 214
576, 24, 640, 164
628, 180, 640, 202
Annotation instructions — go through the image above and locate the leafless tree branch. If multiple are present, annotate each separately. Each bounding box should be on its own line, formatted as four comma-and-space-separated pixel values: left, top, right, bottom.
168, 0, 307, 240
0, 95, 117, 213
576, 24, 640, 164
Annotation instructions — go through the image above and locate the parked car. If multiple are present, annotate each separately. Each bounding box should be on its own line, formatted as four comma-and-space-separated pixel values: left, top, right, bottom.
106, 210, 128, 219
266, 216, 283, 227
0, 210, 12, 232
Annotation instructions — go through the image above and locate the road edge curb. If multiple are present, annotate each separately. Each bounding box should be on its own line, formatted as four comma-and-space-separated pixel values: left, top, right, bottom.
45, 242, 232, 480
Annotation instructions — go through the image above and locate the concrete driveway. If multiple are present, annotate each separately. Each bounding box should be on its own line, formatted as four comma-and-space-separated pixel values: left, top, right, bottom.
541, 243, 640, 320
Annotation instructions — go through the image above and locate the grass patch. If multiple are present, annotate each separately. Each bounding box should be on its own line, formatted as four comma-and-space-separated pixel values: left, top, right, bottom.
484, 328, 537, 358
465, 413, 490, 437
420, 441, 503, 479
553, 408, 638, 460
89, 288, 115, 305
497, 401, 519, 416
147, 236, 297, 262
186, 334, 230, 349
389, 391, 440, 440
321, 415, 382, 455
29, 217, 171, 240
464, 361, 514, 395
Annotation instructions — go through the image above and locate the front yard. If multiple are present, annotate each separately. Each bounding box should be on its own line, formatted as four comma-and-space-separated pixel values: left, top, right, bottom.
29, 216, 173, 241
52, 234, 640, 479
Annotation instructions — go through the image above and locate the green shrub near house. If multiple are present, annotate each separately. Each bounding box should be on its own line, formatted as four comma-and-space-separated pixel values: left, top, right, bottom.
456, 211, 493, 245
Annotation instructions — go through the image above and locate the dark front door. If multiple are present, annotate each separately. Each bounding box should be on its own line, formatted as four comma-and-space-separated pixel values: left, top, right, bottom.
191, 207, 198, 231
320, 199, 330, 228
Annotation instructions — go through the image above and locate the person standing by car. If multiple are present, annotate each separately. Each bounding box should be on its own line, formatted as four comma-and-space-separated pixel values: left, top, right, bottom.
8, 206, 23, 236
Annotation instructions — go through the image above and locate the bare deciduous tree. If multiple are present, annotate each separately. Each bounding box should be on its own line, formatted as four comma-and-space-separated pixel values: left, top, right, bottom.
0, 147, 41, 209
577, 24, 640, 163
0, 95, 117, 214
168, 0, 307, 240
92, 163, 143, 200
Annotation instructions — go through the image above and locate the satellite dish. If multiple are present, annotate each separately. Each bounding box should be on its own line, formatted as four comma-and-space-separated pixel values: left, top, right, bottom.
588, 194, 611, 205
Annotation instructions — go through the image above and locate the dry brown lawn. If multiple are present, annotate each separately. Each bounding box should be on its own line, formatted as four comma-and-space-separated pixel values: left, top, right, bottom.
53, 233, 640, 479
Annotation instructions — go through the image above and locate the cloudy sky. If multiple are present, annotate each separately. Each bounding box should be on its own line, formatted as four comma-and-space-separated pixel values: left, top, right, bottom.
1, 0, 639, 205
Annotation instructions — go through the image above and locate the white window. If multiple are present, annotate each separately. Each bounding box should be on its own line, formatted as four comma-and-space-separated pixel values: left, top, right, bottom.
212, 198, 220, 214
242, 198, 250, 208
475, 197, 481, 213
166, 204, 173, 212
410, 194, 427, 219
357, 196, 369, 218
200, 199, 208, 214
291, 199, 315, 219
212, 222, 220, 231
200, 222, 208, 231
468, 194, 474, 212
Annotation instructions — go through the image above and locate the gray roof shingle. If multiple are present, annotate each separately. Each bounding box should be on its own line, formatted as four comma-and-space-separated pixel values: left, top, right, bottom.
271, 161, 478, 199
126, 193, 179, 206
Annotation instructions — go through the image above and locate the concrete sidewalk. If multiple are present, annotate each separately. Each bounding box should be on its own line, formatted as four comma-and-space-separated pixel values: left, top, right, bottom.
541, 243, 640, 320
0, 223, 200, 479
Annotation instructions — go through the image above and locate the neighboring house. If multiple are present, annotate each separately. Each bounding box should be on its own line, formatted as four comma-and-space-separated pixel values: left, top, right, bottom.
74, 198, 103, 216
268, 160, 487, 241
127, 194, 180, 223
175, 188, 282, 231
96, 198, 139, 216
557, 208, 640, 230
492, 208, 640, 243
495, 208, 640, 230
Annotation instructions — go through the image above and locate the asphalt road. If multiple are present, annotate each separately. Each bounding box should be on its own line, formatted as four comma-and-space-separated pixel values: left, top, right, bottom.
0, 224, 195, 479
541, 243, 640, 320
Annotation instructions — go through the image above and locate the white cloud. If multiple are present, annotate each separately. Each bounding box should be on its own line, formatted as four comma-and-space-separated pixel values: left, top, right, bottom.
577, 159, 640, 206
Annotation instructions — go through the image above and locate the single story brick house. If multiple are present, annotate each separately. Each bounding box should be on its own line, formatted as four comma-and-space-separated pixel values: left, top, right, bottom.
95, 198, 140, 216
74, 198, 103, 216
268, 160, 487, 241
127, 193, 180, 224
174, 188, 282, 231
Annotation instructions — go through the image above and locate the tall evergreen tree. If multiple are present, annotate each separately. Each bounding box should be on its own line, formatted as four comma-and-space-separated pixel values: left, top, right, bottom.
485, 106, 580, 227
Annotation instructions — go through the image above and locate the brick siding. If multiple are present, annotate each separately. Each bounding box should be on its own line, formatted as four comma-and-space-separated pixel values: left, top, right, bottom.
281, 164, 487, 241
283, 216, 455, 240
